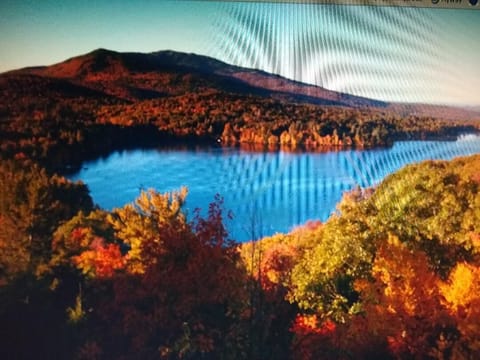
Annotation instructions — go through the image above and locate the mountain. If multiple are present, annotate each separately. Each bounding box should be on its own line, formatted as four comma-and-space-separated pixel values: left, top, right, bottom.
3, 48, 480, 120
7, 48, 385, 108
2, 48, 479, 169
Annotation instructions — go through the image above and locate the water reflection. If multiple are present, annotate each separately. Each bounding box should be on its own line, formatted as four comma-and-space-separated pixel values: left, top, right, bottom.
69, 136, 480, 242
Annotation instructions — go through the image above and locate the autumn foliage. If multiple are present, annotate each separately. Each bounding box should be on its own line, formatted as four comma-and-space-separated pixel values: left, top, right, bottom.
1, 154, 480, 359
1, 46, 480, 358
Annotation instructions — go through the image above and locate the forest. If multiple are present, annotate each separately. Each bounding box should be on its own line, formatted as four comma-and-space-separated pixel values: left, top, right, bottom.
1, 50, 480, 358
1, 82, 479, 174
1, 153, 479, 359
2, 51, 480, 173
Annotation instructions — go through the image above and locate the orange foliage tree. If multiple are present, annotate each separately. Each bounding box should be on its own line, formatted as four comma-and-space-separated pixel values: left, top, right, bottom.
323, 236, 458, 359
290, 236, 465, 359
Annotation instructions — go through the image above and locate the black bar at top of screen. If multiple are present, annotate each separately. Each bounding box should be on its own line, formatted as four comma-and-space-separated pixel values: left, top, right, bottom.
184, 0, 479, 10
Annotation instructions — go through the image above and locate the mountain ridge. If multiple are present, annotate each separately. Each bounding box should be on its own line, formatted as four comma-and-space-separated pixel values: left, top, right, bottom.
3, 48, 480, 120
9, 48, 386, 108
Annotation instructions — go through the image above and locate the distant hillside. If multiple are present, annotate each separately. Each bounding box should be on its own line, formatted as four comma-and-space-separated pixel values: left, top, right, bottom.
1, 48, 479, 170
6, 48, 383, 108
5, 48, 479, 120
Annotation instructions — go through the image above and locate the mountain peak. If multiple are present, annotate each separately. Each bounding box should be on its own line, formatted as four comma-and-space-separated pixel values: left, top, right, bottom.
38, 48, 127, 78
88, 48, 116, 55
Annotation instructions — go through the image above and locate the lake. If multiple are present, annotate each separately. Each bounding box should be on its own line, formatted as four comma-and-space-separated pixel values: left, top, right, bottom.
68, 135, 480, 242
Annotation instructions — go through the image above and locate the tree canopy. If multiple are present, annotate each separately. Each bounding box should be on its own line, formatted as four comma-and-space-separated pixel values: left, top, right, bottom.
1, 154, 480, 358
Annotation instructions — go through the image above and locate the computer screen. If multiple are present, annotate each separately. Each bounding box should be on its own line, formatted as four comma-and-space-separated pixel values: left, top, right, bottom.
1, 1, 479, 358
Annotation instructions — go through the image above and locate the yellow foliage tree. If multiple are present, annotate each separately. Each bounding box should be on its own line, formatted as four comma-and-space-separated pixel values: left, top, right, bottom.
439, 262, 480, 358
108, 187, 188, 274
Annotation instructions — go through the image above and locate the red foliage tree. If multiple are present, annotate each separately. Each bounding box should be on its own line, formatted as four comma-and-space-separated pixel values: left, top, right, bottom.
89, 194, 248, 359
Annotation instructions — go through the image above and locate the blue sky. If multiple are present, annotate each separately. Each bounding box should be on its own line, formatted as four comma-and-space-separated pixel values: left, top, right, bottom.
1, 1, 479, 106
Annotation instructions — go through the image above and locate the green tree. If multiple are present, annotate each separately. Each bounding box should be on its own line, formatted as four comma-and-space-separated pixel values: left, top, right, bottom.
0, 159, 93, 283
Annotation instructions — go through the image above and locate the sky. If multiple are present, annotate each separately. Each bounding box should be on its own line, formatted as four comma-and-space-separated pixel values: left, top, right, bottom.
1, 0, 479, 106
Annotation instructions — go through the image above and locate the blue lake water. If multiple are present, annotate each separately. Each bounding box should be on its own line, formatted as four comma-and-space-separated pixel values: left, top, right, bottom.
68, 135, 480, 242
